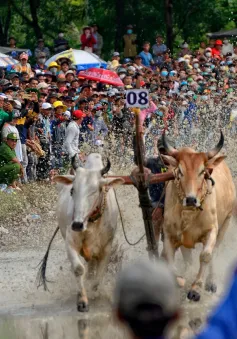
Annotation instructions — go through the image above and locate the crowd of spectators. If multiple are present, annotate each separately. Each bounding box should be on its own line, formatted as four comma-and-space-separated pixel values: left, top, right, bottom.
0, 32, 237, 191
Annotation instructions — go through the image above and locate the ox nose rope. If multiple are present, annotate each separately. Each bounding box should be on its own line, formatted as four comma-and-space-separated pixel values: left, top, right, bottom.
113, 189, 146, 246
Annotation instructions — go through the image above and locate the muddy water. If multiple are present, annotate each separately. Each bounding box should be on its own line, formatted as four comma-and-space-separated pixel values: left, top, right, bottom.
1, 160, 237, 338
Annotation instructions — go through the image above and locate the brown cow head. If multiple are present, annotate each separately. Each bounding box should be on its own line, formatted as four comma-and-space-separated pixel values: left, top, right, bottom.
161, 132, 226, 207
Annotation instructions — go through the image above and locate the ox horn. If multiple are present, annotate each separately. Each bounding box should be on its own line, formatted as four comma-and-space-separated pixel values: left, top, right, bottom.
71, 154, 80, 170
162, 133, 177, 156
101, 158, 111, 176
206, 131, 224, 159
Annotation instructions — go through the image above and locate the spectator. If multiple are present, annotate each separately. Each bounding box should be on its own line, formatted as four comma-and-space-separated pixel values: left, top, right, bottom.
14, 53, 32, 76
54, 33, 69, 53
92, 24, 103, 56
179, 42, 192, 57
0, 94, 13, 130
47, 61, 60, 76
108, 52, 121, 70
36, 102, 52, 179
0, 132, 23, 189
114, 259, 179, 339
8, 37, 16, 49
139, 41, 154, 67
222, 38, 234, 56
33, 52, 47, 71
133, 55, 144, 72
212, 40, 223, 58
123, 25, 137, 58
34, 38, 50, 59
92, 106, 108, 146
80, 27, 96, 53
198, 41, 206, 54
2, 109, 22, 164
232, 45, 237, 59
9, 73, 20, 87
152, 35, 167, 65
64, 110, 85, 159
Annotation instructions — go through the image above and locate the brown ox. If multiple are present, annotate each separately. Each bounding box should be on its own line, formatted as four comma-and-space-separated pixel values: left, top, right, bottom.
161, 132, 236, 301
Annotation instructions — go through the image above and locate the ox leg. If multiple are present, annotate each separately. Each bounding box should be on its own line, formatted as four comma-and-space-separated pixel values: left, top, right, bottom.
162, 233, 185, 287
92, 241, 112, 293
180, 246, 193, 268
205, 261, 217, 293
66, 242, 89, 312
205, 214, 232, 293
216, 214, 232, 246
188, 226, 218, 302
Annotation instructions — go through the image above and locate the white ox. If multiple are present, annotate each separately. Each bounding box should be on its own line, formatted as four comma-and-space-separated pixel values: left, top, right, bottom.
37, 153, 124, 312
161, 132, 236, 301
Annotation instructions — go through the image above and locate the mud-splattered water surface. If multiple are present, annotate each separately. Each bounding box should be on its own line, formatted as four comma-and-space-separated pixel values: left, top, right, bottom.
1, 143, 237, 338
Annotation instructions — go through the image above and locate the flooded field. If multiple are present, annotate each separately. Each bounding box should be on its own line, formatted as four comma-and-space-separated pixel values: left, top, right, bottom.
1, 148, 237, 338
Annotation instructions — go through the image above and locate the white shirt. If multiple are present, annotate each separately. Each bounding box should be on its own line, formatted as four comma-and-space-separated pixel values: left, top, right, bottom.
63, 120, 80, 158
1, 123, 23, 162
222, 43, 234, 56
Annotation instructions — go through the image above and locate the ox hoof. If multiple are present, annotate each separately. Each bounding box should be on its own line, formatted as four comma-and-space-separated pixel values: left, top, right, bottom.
187, 290, 201, 302
205, 282, 217, 293
189, 318, 202, 331
77, 301, 89, 312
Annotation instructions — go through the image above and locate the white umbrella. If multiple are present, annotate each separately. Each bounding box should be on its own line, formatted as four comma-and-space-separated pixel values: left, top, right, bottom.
45, 49, 107, 70
0, 52, 19, 68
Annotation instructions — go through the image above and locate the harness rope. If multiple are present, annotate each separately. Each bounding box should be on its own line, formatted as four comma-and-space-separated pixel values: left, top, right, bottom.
87, 186, 108, 223
113, 189, 146, 246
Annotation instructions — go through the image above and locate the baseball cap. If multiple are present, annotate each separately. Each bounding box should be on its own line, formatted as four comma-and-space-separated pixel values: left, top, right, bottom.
113, 52, 120, 57
42, 102, 52, 109
72, 110, 86, 119
19, 52, 28, 60
44, 71, 53, 76
65, 70, 74, 76
0, 93, 7, 99
64, 110, 71, 118
117, 67, 127, 74
37, 82, 48, 90
114, 258, 178, 318
127, 66, 136, 72
12, 109, 21, 118
64, 95, 73, 101
59, 86, 68, 93
7, 132, 18, 140
0, 79, 10, 86
215, 39, 223, 45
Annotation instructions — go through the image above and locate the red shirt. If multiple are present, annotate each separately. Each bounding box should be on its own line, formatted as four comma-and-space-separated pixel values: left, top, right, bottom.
80, 34, 96, 50
212, 47, 222, 58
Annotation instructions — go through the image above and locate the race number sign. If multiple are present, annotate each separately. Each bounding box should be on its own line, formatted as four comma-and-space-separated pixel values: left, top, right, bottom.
126, 89, 149, 108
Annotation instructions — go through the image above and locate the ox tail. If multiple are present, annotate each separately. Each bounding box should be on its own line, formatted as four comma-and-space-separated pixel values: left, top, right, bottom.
36, 226, 59, 291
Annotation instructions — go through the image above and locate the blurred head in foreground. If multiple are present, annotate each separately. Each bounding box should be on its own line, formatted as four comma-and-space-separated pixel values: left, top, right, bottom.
114, 259, 179, 339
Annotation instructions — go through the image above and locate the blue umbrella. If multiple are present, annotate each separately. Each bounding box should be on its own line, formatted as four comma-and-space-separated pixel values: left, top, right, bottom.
0, 52, 19, 69
45, 49, 107, 70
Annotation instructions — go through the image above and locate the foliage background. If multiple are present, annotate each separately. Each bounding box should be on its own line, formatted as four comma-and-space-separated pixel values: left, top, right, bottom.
0, 0, 236, 58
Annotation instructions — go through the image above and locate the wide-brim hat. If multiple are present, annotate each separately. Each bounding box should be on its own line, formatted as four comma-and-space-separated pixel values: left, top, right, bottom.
7, 132, 18, 141
53, 100, 67, 112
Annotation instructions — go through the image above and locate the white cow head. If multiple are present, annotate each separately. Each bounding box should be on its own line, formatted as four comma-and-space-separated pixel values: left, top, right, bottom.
54, 155, 124, 232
